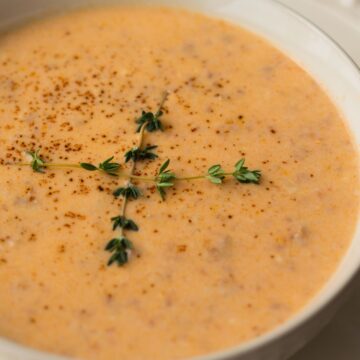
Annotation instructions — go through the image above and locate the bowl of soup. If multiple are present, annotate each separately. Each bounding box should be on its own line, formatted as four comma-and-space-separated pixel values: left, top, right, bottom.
0, 0, 359, 360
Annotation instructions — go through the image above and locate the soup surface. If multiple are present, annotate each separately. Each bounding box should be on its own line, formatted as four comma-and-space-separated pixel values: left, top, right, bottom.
0, 6, 358, 360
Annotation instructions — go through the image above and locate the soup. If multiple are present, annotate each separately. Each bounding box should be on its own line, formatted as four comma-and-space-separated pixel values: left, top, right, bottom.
0, 6, 358, 360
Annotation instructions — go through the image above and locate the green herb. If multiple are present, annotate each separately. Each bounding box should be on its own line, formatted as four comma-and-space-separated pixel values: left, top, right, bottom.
135, 91, 169, 133
81, 157, 121, 176
136, 111, 164, 133
105, 237, 133, 266
206, 164, 225, 184
80, 163, 98, 171
233, 159, 261, 184
26, 150, 46, 173
111, 216, 139, 231
155, 159, 176, 200
113, 184, 141, 200
98, 157, 121, 176
124, 145, 158, 163
107, 95, 170, 266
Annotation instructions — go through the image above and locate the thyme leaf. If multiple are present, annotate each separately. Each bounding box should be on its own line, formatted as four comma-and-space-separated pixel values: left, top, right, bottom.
26, 150, 46, 173
124, 145, 158, 163
113, 184, 142, 200
135, 91, 168, 133
233, 159, 261, 184
136, 111, 164, 133
99, 157, 121, 176
206, 164, 225, 184
105, 237, 133, 266
155, 159, 176, 200
80, 163, 98, 171
111, 216, 139, 231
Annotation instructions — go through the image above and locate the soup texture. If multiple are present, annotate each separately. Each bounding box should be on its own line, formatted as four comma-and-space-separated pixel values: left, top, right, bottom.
0, 6, 358, 360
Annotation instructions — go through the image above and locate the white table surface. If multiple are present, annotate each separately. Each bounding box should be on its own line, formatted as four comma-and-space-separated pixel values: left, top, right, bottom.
277, 1, 360, 359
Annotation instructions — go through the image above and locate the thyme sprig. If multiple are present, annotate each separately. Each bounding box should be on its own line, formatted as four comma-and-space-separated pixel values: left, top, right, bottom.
105, 91, 170, 266
12, 90, 262, 268
23, 154, 122, 177
19, 155, 261, 189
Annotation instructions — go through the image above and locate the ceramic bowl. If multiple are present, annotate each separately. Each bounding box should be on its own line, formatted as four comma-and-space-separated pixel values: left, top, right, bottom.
0, 1, 359, 359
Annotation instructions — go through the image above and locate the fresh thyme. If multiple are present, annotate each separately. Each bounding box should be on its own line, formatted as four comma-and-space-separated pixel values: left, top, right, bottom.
27, 150, 46, 173
80, 157, 121, 176
111, 216, 139, 231
20, 155, 261, 188
207, 164, 225, 184
79, 163, 98, 171
124, 145, 158, 163
105, 237, 133, 266
113, 184, 142, 200
135, 89, 168, 133
105, 91, 169, 266
13, 90, 262, 268
155, 159, 176, 200
135, 111, 164, 133
98, 157, 121, 176
233, 159, 261, 183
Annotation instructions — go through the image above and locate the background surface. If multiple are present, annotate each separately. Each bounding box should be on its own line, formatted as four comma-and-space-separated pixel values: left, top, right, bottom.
278, 1, 360, 359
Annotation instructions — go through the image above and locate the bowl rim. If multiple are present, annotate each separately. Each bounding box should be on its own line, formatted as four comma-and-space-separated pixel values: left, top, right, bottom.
0, 0, 359, 359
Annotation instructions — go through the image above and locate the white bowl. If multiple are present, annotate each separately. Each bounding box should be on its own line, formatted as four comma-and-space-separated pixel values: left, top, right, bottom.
0, 1, 359, 360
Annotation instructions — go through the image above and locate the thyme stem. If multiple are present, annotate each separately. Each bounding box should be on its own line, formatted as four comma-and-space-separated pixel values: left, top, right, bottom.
16, 163, 82, 169
119, 122, 147, 238
14, 163, 253, 183
157, 90, 169, 115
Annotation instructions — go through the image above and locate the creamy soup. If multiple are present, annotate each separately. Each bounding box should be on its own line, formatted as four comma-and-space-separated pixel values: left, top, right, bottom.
0, 6, 358, 360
